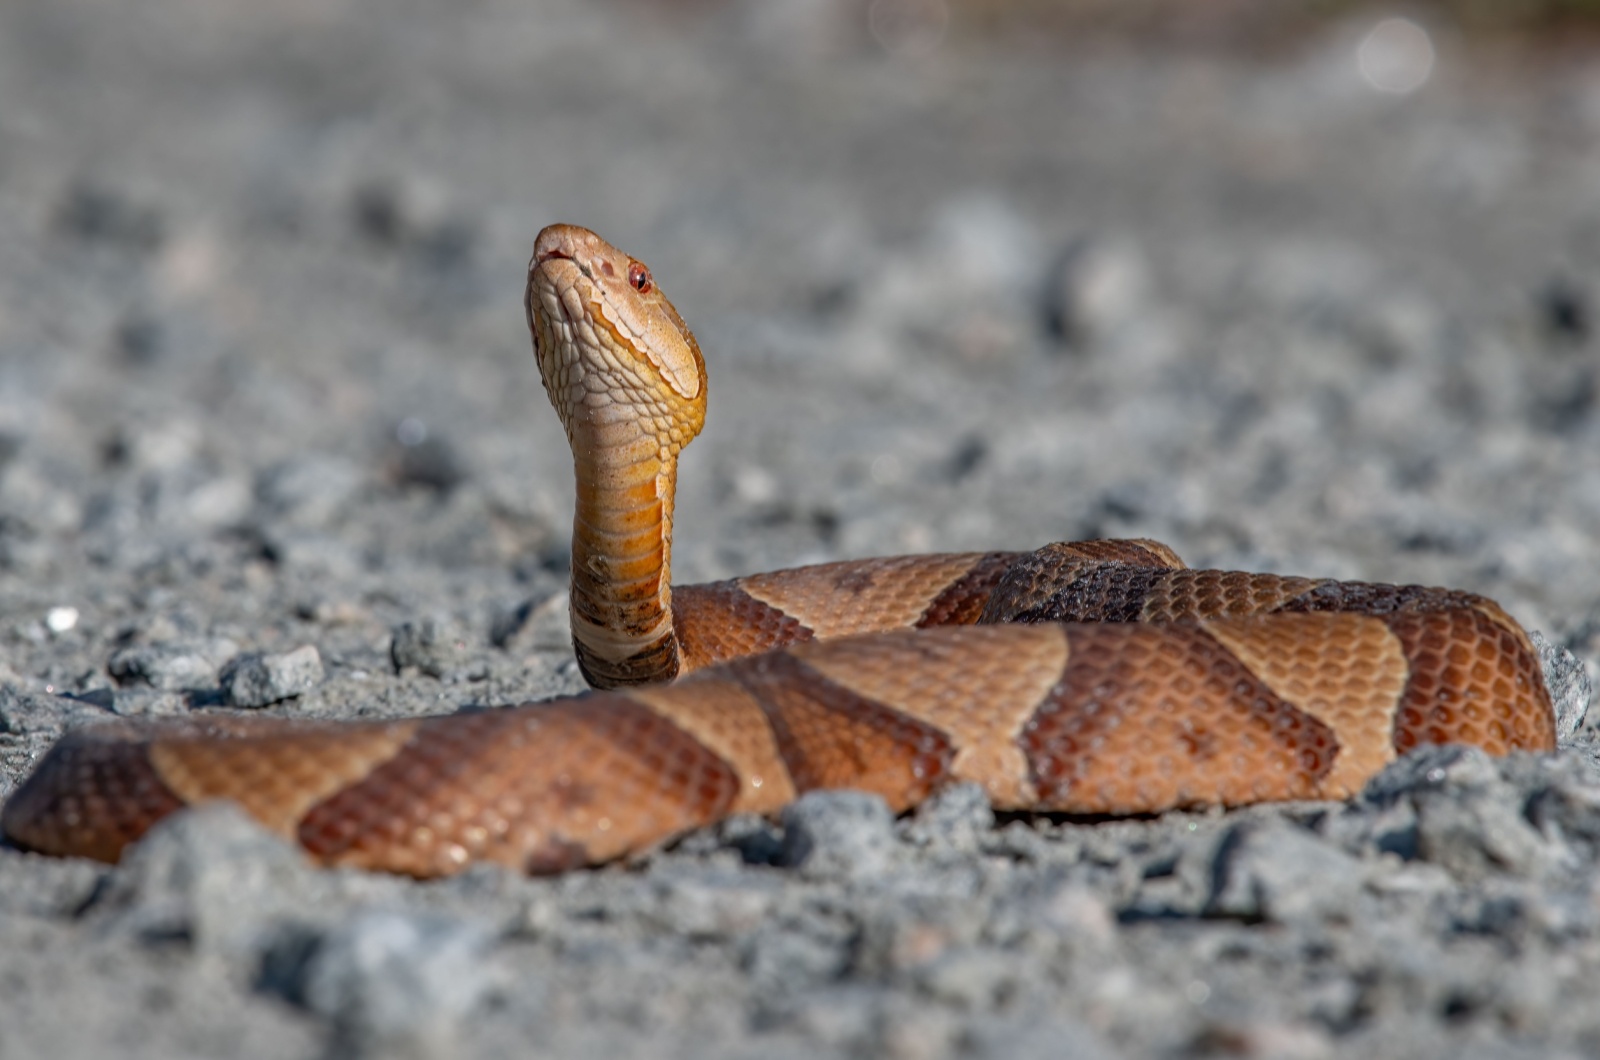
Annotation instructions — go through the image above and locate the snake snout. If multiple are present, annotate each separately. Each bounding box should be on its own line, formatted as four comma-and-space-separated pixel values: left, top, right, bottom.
532, 222, 604, 272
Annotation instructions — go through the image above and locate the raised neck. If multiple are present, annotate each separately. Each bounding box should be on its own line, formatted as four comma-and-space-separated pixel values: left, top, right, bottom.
526, 224, 706, 688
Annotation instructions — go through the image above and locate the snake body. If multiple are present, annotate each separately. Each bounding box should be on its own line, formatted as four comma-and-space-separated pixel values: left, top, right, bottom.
0, 225, 1557, 877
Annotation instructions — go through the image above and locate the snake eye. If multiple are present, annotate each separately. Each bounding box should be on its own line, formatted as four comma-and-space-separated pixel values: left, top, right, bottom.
627, 261, 652, 293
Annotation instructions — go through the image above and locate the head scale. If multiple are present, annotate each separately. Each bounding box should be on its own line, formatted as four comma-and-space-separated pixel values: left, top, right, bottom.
526, 225, 707, 449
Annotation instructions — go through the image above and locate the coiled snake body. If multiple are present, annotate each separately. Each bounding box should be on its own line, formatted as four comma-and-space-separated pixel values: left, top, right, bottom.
1, 225, 1556, 877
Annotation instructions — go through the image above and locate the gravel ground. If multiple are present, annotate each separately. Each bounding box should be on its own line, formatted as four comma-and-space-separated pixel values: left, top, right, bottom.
2, 1, 1599, 1057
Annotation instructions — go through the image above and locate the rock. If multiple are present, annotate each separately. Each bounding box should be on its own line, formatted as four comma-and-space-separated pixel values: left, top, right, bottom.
1034, 880, 1118, 951
734, 814, 793, 867
1045, 233, 1153, 347
488, 593, 571, 653
1532, 630, 1592, 742
742, 904, 857, 987
1413, 787, 1553, 881
257, 527, 365, 576
390, 422, 466, 493
0, 687, 110, 736
640, 874, 778, 939
52, 180, 165, 252
107, 640, 231, 691
286, 909, 496, 1060
180, 473, 253, 529
488, 598, 536, 648
1208, 820, 1368, 923
913, 946, 1018, 1009
1122, 829, 1221, 920
102, 417, 203, 475
779, 790, 897, 880
390, 617, 478, 680
1361, 743, 1499, 805
925, 194, 1043, 294
110, 688, 190, 716
1362, 747, 1556, 881
1536, 274, 1590, 343
899, 782, 993, 857
1526, 765, 1600, 855
855, 905, 967, 977
255, 455, 363, 528
91, 803, 309, 955
849, 194, 1047, 367
220, 645, 325, 707
963, 1012, 1118, 1060
0, 849, 106, 918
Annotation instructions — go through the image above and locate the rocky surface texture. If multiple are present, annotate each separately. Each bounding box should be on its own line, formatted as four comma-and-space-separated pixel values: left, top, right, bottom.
1, 1, 1598, 1057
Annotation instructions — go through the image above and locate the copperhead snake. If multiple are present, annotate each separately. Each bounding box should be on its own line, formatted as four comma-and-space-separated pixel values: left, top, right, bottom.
0, 224, 1557, 878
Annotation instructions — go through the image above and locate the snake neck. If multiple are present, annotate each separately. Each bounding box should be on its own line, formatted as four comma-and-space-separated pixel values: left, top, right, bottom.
526, 224, 708, 689
567, 413, 683, 689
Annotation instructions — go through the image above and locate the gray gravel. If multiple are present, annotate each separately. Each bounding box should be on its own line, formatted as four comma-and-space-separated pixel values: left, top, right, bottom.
221, 645, 325, 708
1, 1, 1599, 1057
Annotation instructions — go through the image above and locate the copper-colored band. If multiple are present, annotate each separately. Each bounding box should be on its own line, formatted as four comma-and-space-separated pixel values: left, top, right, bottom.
671, 580, 813, 673
297, 698, 739, 876
737, 554, 999, 640
728, 651, 954, 811
150, 719, 421, 839
1021, 623, 1338, 811
915, 552, 1022, 627
0, 728, 186, 863
1383, 608, 1556, 756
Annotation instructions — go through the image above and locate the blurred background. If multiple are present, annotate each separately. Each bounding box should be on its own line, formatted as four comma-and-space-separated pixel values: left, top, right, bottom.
0, 0, 1597, 684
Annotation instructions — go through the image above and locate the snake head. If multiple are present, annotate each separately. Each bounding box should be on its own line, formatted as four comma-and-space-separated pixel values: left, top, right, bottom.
527, 225, 707, 447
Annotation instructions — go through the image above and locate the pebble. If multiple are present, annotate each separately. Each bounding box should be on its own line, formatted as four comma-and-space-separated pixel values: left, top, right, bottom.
487, 593, 567, 652
109, 688, 190, 716
1527, 770, 1600, 855
1359, 746, 1559, 881
760, 986, 882, 1049
220, 645, 325, 707
257, 528, 365, 576
778, 790, 897, 880
91, 803, 308, 956
1045, 233, 1153, 348
290, 909, 496, 1060
390, 616, 477, 680
0, 688, 109, 736
390, 427, 467, 493
255, 455, 364, 528
0, 848, 106, 918
1413, 787, 1553, 882
640, 874, 778, 938
963, 1012, 1118, 1060
1537, 275, 1591, 343
898, 782, 993, 857
1533, 631, 1593, 742
53, 180, 165, 251
107, 640, 229, 692
743, 906, 858, 987
912, 946, 1018, 1008
1208, 820, 1368, 922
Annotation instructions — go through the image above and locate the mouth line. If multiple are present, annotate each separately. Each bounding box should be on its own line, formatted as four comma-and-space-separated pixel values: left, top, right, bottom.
534, 246, 598, 283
